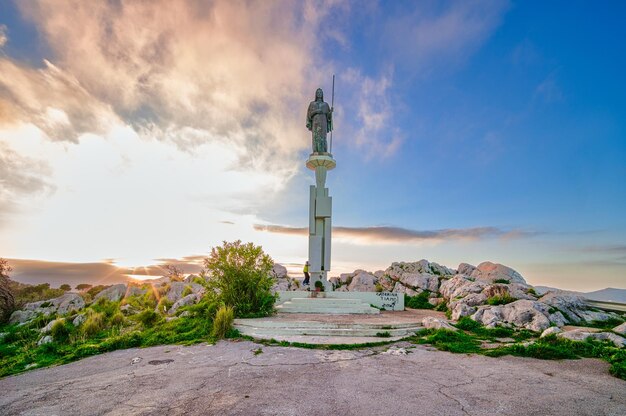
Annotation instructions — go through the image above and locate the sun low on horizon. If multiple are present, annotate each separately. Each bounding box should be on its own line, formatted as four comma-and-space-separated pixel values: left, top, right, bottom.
0, 0, 625, 293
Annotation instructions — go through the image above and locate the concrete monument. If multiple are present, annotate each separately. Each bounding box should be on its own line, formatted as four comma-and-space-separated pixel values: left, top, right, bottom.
305, 87, 335, 291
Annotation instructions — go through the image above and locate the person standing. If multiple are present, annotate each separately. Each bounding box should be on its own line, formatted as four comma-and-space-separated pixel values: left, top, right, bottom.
302, 261, 310, 286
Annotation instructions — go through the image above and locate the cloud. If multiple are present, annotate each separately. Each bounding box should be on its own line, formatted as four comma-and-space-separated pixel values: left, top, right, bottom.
535, 71, 564, 103
6, 255, 207, 288
0, 24, 7, 48
253, 223, 536, 244
0, 142, 55, 223
383, 1, 509, 74
7, 0, 342, 165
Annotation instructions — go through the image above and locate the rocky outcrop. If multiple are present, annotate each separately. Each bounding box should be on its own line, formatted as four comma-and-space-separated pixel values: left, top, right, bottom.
614, 322, 626, 336
348, 272, 377, 292
540, 327, 562, 337
166, 282, 204, 303
94, 284, 127, 302
469, 262, 527, 284
472, 300, 552, 332
168, 294, 201, 315
558, 329, 626, 348
10, 293, 86, 324
538, 292, 619, 324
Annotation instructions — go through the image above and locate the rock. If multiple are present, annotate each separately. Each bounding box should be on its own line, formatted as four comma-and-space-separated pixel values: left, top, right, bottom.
377, 275, 395, 291
24, 363, 38, 370
399, 273, 439, 292
41, 318, 64, 334
451, 303, 476, 321
179, 311, 191, 317
457, 263, 477, 277
541, 327, 562, 338
72, 314, 86, 326
94, 284, 127, 302
422, 317, 456, 331
548, 311, 569, 327
169, 294, 201, 315
428, 297, 444, 306
557, 329, 625, 347
166, 282, 203, 303
472, 300, 551, 332
613, 322, 626, 335
391, 282, 419, 297
373, 270, 385, 279
56, 293, 86, 315
9, 310, 36, 325
126, 285, 148, 297
538, 292, 619, 324
131, 357, 142, 365
381, 346, 408, 356
385, 260, 454, 282
37, 335, 53, 346
470, 262, 527, 284
271, 264, 288, 279
347, 271, 377, 292
482, 284, 510, 299
439, 275, 486, 300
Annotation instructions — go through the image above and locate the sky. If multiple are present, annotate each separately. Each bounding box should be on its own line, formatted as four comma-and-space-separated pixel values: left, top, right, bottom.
0, 0, 625, 292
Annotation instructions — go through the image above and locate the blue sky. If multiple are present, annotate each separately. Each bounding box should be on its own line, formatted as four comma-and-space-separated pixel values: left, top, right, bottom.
0, 1, 624, 291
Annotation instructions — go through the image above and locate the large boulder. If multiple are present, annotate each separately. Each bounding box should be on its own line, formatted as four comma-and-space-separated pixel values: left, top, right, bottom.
385, 260, 454, 281
538, 292, 619, 324
271, 264, 288, 279
94, 284, 127, 302
56, 293, 85, 315
472, 300, 552, 332
347, 271, 377, 292
9, 310, 36, 325
399, 273, 439, 293
457, 263, 477, 277
169, 294, 201, 315
166, 282, 204, 303
439, 275, 486, 300
470, 262, 527, 284
391, 282, 419, 297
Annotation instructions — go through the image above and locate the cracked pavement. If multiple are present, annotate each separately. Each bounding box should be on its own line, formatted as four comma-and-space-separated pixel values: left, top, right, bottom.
0, 340, 625, 415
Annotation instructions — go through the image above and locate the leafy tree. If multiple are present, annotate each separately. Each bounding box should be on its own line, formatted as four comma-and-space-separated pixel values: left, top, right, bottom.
163, 264, 185, 282
0, 258, 16, 322
203, 240, 276, 318
59, 284, 71, 291
76, 283, 93, 291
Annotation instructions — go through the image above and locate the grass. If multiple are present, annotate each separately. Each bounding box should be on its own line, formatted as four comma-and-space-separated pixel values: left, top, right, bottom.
244, 335, 397, 351
581, 317, 625, 331
486, 294, 516, 306
375, 331, 391, 338
407, 319, 626, 381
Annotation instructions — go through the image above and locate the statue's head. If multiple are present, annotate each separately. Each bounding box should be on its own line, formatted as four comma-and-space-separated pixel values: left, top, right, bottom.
315, 88, 323, 101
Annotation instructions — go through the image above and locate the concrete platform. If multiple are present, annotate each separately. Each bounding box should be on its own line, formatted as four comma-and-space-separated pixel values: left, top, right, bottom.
233, 310, 440, 343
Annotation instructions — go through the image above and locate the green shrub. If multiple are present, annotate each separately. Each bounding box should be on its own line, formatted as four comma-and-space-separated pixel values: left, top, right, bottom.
137, 310, 160, 328
204, 240, 277, 318
110, 312, 124, 327
82, 312, 105, 337
157, 298, 173, 314
486, 294, 516, 306
526, 288, 537, 296
404, 292, 434, 310
375, 283, 384, 293
417, 329, 481, 354
59, 284, 71, 291
435, 302, 449, 312
493, 279, 510, 284
375, 331, 391, 338
50, 320, 71, 342
182, 285, 193, 297
455, 317, 515, 339
211, 305, 234, 339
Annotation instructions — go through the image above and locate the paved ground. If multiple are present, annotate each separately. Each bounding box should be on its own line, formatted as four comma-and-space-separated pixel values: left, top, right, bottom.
1, 340, 624, 416
250, 308, 447, 324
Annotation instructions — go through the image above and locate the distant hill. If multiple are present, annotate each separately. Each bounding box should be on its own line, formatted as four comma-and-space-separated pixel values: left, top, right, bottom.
583, 288, 626, 303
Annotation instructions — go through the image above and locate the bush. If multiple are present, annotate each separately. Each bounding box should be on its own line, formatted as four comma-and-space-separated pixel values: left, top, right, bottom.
50, 320, 71, 342
59, 284, 71, 291
110, 312, 125, 327
156, 298, 173, 314
212, 305, 234, 339
486, 294, 516, 306
204, 240, 277, 318
0, 258, 16, 323
137, 310, 160, 328
404, 292, 435, 310
82, 312, 105, 337
75, 283, 93, 291
493, 279, 510, 284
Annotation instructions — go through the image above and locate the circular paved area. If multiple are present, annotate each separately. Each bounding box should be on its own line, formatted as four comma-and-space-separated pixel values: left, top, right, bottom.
0, 340, 624, 416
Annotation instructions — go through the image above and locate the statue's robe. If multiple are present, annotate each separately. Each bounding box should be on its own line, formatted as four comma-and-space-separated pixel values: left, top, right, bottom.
306, 100, 332, 153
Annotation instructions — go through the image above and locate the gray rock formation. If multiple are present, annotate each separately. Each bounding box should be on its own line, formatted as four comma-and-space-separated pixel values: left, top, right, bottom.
168, 294, 201, 315
94, 284, 127, 302
347, 271, 377, 292
422, 317, 456, 331
469, 262, 527, 284
472, 300, 552, 332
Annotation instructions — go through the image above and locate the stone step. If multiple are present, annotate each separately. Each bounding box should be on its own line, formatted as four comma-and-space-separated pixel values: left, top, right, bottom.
234, 319, 420, 330
234, 325, 422, 338
277, 304, 380, 315
289, 297, 364, 305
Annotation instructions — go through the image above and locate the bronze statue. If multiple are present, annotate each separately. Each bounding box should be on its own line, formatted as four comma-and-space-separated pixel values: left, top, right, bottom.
306, 88, 333, 153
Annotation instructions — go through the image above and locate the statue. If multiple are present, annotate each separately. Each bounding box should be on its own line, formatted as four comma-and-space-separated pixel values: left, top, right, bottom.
306, 88, 333, 153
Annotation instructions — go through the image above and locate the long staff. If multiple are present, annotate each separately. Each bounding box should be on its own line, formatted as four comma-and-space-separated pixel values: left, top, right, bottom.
330, 74, 335, 154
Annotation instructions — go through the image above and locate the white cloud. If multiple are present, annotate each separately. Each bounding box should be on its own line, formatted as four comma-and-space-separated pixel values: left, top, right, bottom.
0, 24, 7, 48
